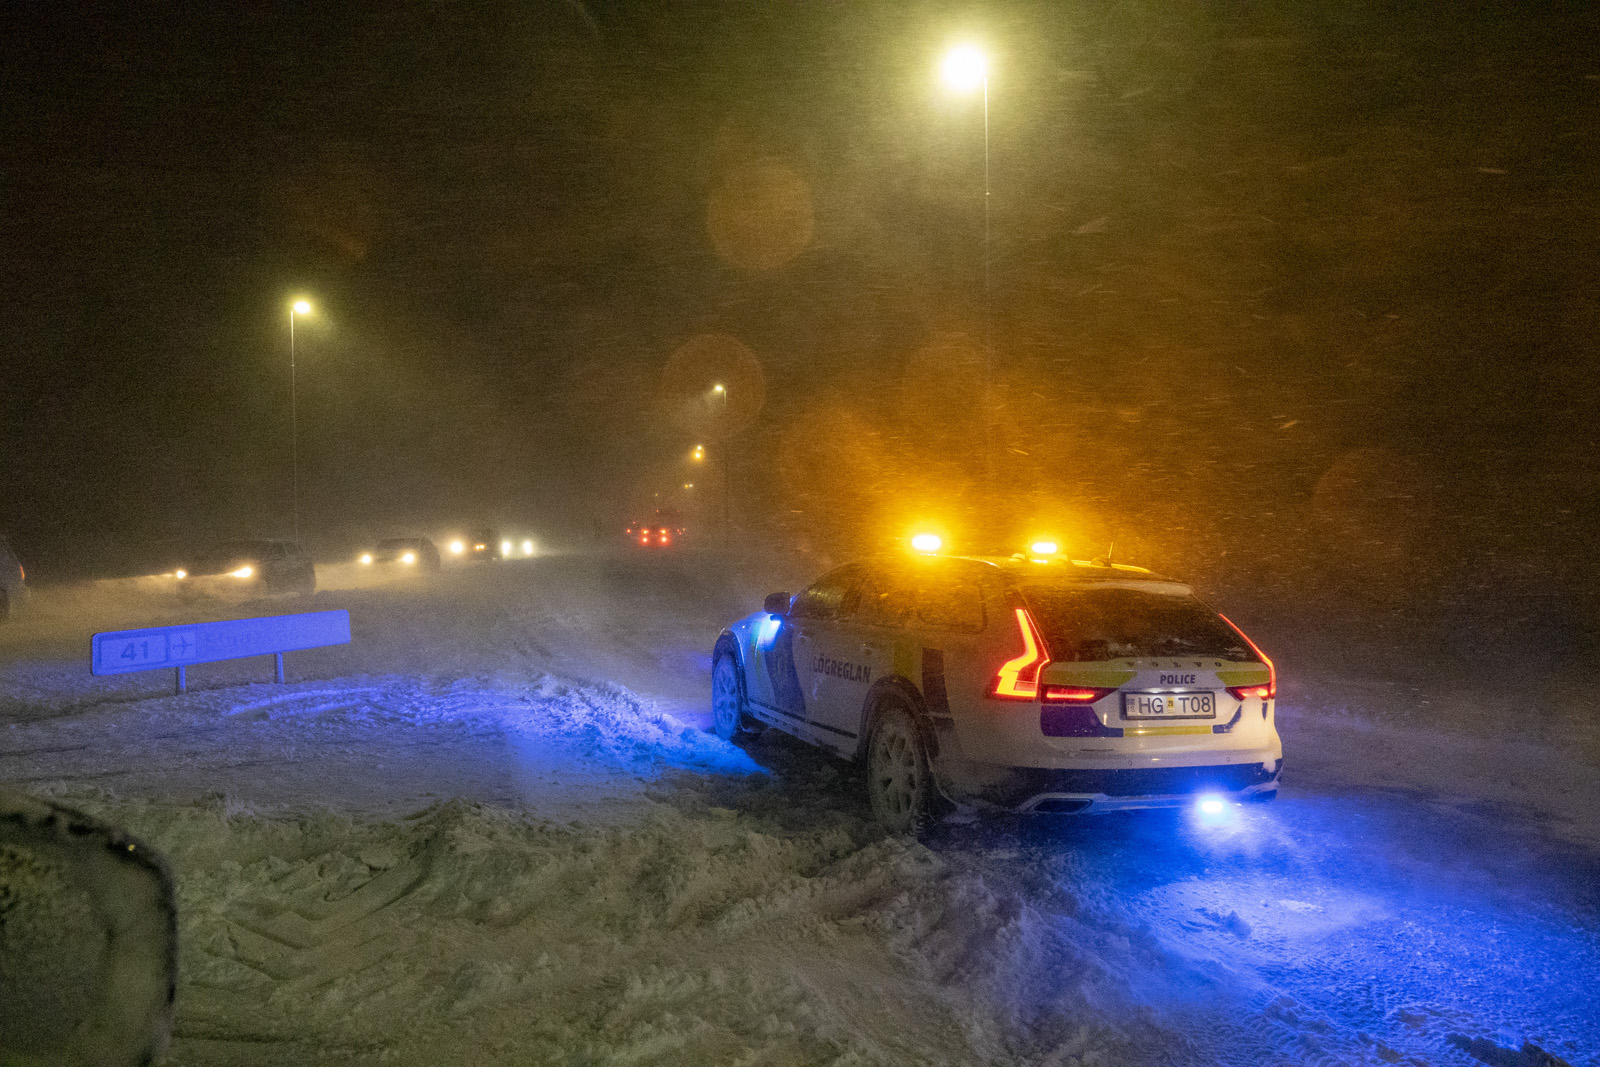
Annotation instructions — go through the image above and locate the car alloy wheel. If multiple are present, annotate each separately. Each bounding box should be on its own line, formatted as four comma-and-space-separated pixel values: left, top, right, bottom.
868, 704, 928, 833
711, 654, 746, 741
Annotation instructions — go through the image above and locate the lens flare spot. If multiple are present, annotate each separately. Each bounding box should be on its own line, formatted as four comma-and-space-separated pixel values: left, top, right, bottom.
707, 158, 814, 271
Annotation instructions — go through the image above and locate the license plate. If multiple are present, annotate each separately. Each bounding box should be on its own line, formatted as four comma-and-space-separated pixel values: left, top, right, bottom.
1122, 692, 1216, 718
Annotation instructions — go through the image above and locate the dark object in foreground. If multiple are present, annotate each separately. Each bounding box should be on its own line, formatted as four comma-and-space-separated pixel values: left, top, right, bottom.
0, 791, 177, 1065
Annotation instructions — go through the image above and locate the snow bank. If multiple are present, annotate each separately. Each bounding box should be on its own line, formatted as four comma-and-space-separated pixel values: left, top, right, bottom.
42, 781, 1590, 1067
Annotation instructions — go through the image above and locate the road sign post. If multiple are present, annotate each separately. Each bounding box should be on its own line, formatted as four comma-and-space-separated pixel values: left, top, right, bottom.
91, 611, 351, 693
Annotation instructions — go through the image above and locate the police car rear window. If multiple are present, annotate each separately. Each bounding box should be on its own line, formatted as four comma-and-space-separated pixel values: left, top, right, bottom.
857, 570, 985, 633
1020, 584, 1255, 662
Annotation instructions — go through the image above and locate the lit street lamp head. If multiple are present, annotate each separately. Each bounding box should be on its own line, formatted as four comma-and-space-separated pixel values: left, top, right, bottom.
942, 45, 987, 92
291, 299, 312, 316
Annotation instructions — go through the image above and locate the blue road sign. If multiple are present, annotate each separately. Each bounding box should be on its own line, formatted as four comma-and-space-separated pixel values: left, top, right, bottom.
92, 611, 350, 679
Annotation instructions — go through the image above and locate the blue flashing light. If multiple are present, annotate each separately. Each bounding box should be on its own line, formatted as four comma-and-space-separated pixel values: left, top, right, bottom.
1199, 796, 1226, 816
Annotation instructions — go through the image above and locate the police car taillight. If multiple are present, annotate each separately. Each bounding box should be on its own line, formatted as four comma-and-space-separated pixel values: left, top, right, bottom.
992, 608, 1049, 700
1042, 685, 1116, 703
1218, 612, 1277, 699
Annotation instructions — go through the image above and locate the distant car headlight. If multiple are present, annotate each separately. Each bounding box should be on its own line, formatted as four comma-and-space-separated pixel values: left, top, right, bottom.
522, 540, 534, 556
359, 554, 373, 565
174, 569, 187, 580
500, 541, 512, 556
401, 552, 416, 564
450, 540, 464, 554
230, 566, 254, 579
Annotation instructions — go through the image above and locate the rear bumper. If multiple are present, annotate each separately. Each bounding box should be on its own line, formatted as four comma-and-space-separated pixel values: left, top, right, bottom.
952, 759, 1283, 814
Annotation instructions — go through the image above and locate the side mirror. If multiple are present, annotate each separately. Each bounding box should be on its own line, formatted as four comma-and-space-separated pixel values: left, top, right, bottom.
763, 591, 791, 616
0, 791, 177, 1066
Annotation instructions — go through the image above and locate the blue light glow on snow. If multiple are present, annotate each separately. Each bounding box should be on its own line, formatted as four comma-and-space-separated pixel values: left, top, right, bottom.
1015, 795, 1600, 1066
490, 676, 766, 779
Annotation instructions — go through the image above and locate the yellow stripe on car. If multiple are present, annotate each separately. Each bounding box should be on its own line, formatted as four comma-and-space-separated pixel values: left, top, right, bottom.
1122, 724, 1216, 736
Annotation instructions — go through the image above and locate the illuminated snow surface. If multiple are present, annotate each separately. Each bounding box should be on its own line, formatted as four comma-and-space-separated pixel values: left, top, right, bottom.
2, 555, 1596, 1066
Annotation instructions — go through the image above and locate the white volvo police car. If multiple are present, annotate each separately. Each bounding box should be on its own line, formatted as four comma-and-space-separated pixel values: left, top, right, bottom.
712, 546, 1280, 830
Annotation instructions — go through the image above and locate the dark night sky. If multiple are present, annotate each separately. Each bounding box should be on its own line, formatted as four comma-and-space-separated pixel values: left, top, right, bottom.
3, 0, 1598, 663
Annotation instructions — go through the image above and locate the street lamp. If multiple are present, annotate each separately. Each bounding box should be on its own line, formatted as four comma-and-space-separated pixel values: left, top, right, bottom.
288, 298, 313, 543
941, 44, 994, 496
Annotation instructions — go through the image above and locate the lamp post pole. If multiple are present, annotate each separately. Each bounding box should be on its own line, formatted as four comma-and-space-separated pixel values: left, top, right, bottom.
979, 71, 992, 497
288, 299, 312, 544
714, 383, 729, 549
942, 46, 994, 505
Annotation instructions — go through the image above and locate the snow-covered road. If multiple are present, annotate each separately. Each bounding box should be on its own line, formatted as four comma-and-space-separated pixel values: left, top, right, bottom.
2, 554, 1595, 1066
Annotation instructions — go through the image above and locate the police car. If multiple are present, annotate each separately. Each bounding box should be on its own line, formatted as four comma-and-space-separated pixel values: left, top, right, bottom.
711, 541, 1281, 830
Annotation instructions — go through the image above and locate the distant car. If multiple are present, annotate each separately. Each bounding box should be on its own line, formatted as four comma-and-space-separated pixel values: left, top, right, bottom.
495, 535, 538, 560
445, 528, 501, 562
626, 516, 685, 549
0, 535, 29, 621
178, 539, 316, 599
357, 537, 441, 572
712, 546, 1280, 831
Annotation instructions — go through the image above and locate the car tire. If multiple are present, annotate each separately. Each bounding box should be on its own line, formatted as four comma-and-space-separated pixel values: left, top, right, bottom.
711, 653, 757, 742
867, 701, 933, 834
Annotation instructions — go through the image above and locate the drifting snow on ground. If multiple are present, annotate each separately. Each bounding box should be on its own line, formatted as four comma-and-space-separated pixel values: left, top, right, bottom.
2, 555, 1597, 1066
4, 672, 759, 822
